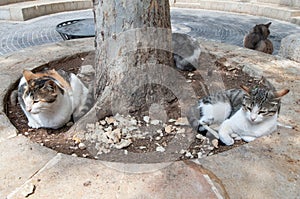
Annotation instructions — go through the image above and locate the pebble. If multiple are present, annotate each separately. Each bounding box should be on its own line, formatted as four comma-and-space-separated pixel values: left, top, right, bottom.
82, 154, 89, 158
114, 139, 132, 149
231, 133, 238, 138
168, 119, 177, 123
176, 128, 185, 134
100, 120, 106, 125
78, 142, 86, 150
24, 132, 29, 136
197, 152, 203, 158
156, 146, 165, 152
105, 116, 116, 124
71, 153, 78, 157
185, 152, 193, 158
196, 134, 206, 140
186, 80, 192, 83
174, 117, 190, 126
164, 125, 172, 134
155, 136, 162, 141
188, 72, 194, 77
150, 119, 160, 125
139, 146, 147, 150
156, 129, 163, 134
212, 139, 219, 148
143, 116, 150, 123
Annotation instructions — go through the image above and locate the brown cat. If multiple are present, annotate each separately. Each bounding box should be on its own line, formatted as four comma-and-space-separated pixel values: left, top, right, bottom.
243, 22, 274, 54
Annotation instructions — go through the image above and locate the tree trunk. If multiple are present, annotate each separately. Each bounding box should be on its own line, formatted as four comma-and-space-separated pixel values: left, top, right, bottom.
68, 0, 173, 132
68, 0, 195, 141
93, 0, 176, 117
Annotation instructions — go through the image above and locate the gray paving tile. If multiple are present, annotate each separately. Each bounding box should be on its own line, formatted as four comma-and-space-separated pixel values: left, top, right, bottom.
1, 8, 300, 56
8, 153, 222, 199
0, 135, 57, 198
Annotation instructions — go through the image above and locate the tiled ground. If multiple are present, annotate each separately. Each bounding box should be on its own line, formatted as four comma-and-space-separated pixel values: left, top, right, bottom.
0, 8, 300, 56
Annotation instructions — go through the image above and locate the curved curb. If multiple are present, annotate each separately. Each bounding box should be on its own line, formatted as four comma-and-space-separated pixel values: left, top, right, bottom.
0, 38, 299, 198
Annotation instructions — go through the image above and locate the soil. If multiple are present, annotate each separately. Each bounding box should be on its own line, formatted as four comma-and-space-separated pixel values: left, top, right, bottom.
5, 50, 260, 163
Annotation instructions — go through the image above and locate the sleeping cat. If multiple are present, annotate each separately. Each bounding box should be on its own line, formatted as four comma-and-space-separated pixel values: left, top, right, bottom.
18, 69, 90, 129
172, 32, 201, 71
191, 84, 289, 145
243, 22, 274, 54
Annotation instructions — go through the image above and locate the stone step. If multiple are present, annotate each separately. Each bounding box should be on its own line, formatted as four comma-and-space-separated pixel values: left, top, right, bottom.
256, 0, 300, 7
0, 0, 33, 6
174, 0, 300, 24
0, 0, 92, 21
291, 16, 300, 25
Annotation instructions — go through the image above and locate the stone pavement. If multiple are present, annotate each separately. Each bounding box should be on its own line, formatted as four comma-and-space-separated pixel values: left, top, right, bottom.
1, 8, 300, 56
0, 36, 299, 198
0, 7, 300, 199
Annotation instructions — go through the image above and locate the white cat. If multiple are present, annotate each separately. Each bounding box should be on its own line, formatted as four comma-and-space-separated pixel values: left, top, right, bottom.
192, 85, 289, 145
18, 69, 90, 129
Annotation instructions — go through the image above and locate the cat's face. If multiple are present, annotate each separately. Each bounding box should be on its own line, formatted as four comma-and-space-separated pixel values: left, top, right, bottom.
253, 22, 271, 39
241, 86, 289, 123
22, 70, 64, 114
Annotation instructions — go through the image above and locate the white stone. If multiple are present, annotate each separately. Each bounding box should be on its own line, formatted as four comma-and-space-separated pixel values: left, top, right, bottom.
174, 117, 190, 126
143, 116, 150, 123
164, 125, 172, 134
156, 146, 165, 152
114, 139, 132, 149
155, 136, 162, 141
105, 116, 116, 125
212, 139, 219, 148
150, 119, 160, 125
78, 143, 86, 150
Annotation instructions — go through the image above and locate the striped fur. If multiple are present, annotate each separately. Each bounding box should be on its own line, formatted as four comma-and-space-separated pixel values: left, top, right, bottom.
18, 69, 92, 129
189, 85, 289, 145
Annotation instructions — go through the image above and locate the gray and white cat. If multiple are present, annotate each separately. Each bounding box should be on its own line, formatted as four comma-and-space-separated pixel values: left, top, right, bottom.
172, 33, 201, 71
191, 84, 289, 145
18, 69, 90, 129
243, 22, 274, 54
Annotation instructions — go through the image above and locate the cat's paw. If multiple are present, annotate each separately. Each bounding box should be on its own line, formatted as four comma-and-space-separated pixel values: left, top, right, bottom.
219, 135, 234, 146
199, 117, 214, 126
241, 136, 256, 142
28, 121, 41, 129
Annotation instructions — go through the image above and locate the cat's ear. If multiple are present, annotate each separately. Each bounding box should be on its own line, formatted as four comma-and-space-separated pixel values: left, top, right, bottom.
43, 80, 58, 93
23, 70, 37, 82
274, 89, 289, 98
266, 22, 272, 28
240, 85, 250, 95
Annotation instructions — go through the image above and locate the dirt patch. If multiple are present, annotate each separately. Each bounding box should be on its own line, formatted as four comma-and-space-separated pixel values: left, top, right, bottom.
5, 51, 260, 163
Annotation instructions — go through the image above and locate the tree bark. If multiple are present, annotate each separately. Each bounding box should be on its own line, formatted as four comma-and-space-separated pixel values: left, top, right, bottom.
68, 0, 179, 136
93, 0, 175, 117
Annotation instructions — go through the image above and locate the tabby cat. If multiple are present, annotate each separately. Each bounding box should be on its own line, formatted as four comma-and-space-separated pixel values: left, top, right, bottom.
18, 69, 90, 129
192, 84, 289, 145
172, 33, 201, 71
243, 22, 274, 54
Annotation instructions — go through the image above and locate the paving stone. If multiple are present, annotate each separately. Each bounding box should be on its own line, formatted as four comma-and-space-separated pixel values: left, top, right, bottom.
0, 114, 17, 142
0, 135, 57, 198
279, 33, 300, 62
8, 153, 223, 199
197, 128, 300, 199
1, 8, 300, 56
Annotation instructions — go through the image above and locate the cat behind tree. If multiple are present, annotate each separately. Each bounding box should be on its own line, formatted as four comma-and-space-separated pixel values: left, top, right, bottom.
189, 81, 289, 145
172, 33, 201, 71
18, 69, 90, 129
243, 22, 274, 54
